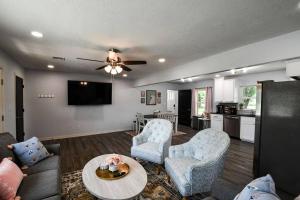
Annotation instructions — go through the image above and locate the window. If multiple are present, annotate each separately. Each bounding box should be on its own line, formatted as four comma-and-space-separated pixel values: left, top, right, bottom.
196, 89, 206, 115
240, 85, 256, 110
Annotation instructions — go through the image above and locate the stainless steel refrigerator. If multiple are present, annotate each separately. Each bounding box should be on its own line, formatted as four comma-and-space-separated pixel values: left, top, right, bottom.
254, 80, 300, 197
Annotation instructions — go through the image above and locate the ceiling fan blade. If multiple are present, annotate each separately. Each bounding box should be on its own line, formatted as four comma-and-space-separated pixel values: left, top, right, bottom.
96, 65, 107, 70
121, 65, 132, 71
122, 60, 147, 65
77, 57, 104, 62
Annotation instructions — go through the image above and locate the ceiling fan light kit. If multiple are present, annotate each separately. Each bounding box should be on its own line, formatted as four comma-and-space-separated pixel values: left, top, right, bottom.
77, 48, 147, 76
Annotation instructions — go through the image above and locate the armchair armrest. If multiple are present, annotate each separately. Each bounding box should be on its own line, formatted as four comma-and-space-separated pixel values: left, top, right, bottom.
132, 134, 146, 146
44, 144, 60, 155
169, 143, 189, 159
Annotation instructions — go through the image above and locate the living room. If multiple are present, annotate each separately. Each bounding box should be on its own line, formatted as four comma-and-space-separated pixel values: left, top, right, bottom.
0, 1, 300, 200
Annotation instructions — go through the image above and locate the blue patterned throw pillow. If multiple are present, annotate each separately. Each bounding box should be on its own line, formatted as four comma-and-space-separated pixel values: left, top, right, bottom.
12, 137, 50, 166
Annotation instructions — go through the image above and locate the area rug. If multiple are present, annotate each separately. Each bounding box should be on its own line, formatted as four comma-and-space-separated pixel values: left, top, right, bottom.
62, 161, 208, 200
125, 130, 187, 137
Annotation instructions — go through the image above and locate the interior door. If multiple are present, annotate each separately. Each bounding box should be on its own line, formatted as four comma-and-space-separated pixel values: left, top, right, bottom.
167, 90, 178, 114
16, 76, 24, 142
178, 90, 191, 126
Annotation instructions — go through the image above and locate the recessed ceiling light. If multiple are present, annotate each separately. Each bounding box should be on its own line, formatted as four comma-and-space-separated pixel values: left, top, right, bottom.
230, 69, 236, 75
215, 74, 220, 78
31, 31, 43, 38
242, 68, 248, 73
180, 78, 185, 82
188, 78, 193, 82
47, 65, 55, 69
158, 58, 166, 63
122, 74, 127, 77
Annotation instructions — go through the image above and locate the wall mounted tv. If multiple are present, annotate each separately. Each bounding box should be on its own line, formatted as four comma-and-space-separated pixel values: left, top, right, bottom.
68, 80, 112, 105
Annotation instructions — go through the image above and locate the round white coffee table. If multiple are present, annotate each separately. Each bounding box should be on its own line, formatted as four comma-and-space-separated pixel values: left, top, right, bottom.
82, 154, 147, 200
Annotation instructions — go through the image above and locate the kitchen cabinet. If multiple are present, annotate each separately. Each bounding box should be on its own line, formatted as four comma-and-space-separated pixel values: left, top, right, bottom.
240, 116, 255, 143
214, 78, 239, 102
210, 114, 223, 131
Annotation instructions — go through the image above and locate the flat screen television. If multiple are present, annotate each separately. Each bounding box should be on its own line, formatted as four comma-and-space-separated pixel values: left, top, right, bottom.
68, 80, 112, 105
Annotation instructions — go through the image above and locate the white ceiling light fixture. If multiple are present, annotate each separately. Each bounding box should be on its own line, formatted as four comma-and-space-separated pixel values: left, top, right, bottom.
122, 74, 128, 77
242, 68, 248, 73
188, 78, 193, 82
215, 74, 220, 78
180, 78, 185, 82
158, 58, 166, 63
115, 65, 123, 73
111, 68, 117, 75
230, 69, 236, 75
104, 65, 112, 73
31, 31, 43, 38
47, 64, 55, 69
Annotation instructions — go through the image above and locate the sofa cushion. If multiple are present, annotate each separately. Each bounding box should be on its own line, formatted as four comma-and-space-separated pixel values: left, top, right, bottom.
0, 158, 24, 200
165, 157, 199, 196
12, 137, 51, 166
23, 155, 60, 175
17, 169, 60, 200
0, 133, 18, 162
131, 142, 162, 164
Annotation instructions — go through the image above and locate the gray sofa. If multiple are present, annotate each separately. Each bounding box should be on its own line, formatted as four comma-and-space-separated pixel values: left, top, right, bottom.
0, 132, 61, 200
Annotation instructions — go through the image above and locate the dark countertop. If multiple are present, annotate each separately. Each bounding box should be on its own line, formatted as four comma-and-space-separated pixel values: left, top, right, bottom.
210, 113, 256, 117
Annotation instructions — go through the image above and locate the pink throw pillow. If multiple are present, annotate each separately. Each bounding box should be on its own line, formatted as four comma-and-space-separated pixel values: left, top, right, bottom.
0, 158, 24, 200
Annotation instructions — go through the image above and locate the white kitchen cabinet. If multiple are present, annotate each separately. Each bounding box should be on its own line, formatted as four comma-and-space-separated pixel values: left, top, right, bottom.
240, 117, 255, 143
214, 78, 239, 102
214, 77, 224, 102
210, 114, 223, 131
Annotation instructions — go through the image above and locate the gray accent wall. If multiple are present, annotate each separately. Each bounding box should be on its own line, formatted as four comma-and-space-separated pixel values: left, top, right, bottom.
24, 69, 179, 139
0, 50, 25, 137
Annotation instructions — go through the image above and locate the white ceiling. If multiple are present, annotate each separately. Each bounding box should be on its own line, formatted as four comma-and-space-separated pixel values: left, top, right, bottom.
0, 0, 300, 79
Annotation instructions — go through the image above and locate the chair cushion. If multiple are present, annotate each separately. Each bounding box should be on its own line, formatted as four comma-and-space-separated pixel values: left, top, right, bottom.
0, 133, 18, 163
131, 142, 163, 164
165, 157, 199, 196
23, 156, 60, 175
234, 174, 280, 200
0, 158, 24, 200
12, 137, 51, 166
17, 169, 60, 200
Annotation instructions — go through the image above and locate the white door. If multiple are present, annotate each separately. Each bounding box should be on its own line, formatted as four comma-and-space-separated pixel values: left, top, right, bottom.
0, 69, 3, 132
167, 90, 178, 114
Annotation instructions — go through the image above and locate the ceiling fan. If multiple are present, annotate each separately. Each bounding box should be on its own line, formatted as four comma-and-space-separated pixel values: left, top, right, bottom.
76, 48, 147, 75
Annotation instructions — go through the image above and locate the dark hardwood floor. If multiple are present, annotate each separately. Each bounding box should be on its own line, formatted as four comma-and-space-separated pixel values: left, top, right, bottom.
44, 125, 254, 187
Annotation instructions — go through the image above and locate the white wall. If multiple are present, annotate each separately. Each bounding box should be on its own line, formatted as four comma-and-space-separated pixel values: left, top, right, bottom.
135, 30, 300, 86
24, 69, 179, 139
0, 50, 25, 137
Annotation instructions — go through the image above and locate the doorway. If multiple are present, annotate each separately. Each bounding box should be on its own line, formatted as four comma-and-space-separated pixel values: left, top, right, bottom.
178, 90, 192, 126
167, 90, 178, 114
0, 69, 3, 132
16, 76, 24, 142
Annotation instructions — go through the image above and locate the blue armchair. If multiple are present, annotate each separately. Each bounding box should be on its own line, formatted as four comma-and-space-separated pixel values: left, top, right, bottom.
131, 119, 173, 165
165, 128, 230, 198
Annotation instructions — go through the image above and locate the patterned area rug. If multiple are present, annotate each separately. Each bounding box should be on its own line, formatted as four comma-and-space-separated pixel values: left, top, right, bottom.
62, 161, 208, 200
125, 130, 187, 137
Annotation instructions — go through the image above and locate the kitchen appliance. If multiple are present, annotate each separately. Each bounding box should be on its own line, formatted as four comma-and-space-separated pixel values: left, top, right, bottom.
216, 103, 238, 115
223, 115, 240, 138
254, 80, 300, 197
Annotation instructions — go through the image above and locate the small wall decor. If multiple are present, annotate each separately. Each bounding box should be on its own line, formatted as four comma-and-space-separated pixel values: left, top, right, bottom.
141, 91, 145, 98
141, 98, 145, 104
146, 90, 157, 105
157, 92, 161, 104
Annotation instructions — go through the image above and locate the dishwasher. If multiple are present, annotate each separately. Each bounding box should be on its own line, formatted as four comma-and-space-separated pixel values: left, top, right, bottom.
223, 115, 240, 138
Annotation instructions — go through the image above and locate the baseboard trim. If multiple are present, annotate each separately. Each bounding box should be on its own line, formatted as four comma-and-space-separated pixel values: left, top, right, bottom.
39, 128, 131, 141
